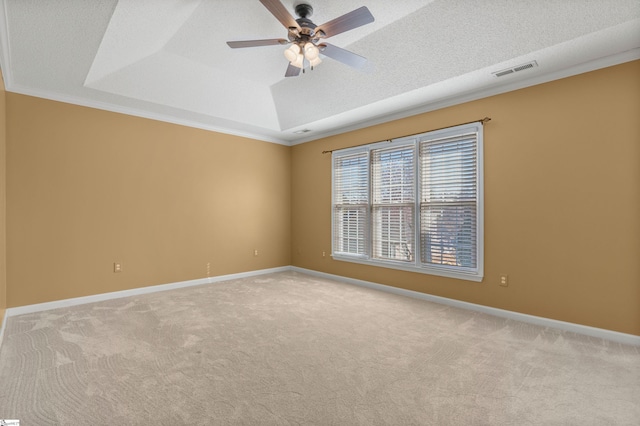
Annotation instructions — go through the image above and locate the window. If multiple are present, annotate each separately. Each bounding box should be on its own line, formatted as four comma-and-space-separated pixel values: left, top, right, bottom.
333, 152, 369, 256
371, 145, 415, 262
332, 122, 483, 281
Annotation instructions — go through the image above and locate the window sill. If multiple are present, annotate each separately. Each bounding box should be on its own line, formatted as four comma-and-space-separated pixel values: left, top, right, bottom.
332, 254, 483, 282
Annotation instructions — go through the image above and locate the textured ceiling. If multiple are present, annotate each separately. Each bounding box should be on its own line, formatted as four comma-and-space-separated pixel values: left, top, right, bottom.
1, 0, 639, 145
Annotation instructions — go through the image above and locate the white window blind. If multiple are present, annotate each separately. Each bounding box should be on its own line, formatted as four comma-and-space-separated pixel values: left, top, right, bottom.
333, 151, 369, 256
420, 133, 478, 270
371, 145, 415, 262
331, 122, 483, 281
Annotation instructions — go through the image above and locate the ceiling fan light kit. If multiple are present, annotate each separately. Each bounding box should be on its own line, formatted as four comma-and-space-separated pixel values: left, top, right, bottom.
284, 44, 300, 62
284, 41, 321, 70
227, 0, 375, 77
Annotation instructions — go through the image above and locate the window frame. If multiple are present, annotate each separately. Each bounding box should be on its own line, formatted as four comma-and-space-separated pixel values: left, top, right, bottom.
331, 122, 484, 282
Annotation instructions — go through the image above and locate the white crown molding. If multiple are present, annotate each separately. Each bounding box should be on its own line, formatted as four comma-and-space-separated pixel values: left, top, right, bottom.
0, 6, 290, 147
2, 3, 637, 151
290, 48, 640, 145
4, 83, 292, 146
291, 267, 640, 347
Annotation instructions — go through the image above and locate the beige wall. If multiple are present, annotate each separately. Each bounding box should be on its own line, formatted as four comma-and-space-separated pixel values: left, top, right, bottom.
291, 60, 640, 336
6, 94, 291, 307
0, 71, 6, 327
2, 61, 638, 336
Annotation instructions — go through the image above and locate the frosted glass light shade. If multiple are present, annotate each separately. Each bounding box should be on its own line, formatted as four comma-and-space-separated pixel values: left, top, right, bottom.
304, 43, 319, 60
290, 53, 304, 69
284, 44, 301, 62
309, 57, 322, 67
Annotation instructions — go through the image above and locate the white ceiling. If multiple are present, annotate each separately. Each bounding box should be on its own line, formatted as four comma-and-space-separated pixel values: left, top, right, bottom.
1, 0, 639, 145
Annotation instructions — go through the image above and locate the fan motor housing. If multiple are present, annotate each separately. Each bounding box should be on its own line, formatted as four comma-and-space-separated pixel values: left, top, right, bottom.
294, 3, 316, 36
294, 3, 313, 18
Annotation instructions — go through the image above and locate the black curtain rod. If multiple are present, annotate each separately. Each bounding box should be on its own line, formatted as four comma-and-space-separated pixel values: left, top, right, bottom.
321, 117, 491, 154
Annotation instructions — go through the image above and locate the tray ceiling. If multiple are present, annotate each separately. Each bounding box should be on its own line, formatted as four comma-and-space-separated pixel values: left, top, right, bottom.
1, 0, 639, 145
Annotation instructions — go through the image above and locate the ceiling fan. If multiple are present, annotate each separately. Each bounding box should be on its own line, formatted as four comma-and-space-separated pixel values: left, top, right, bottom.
226, 0, 375, 77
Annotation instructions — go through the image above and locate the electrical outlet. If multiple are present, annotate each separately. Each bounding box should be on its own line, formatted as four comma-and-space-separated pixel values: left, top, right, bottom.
322, 251, 326, 258
206, 262, 211, 277
114, 262, 122, 273
254, 249, 258, 256
500, 274, 508, 287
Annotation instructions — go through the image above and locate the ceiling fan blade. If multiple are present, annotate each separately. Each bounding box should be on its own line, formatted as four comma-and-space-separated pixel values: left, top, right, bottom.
227, 39, 288, 48
316, 6, 374, 38
319, 43, 369, 71
259, 0, 301, 30
285, 63, 301, 77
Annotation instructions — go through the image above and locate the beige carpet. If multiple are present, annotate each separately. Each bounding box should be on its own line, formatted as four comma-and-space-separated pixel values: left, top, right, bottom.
0, 271, 638, 425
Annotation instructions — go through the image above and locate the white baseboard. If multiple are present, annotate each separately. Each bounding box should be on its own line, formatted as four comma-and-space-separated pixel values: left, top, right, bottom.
0, 309, 7, 351
291, 267, 640, 347
6, 266, 290, 317
4, 265, 638, 347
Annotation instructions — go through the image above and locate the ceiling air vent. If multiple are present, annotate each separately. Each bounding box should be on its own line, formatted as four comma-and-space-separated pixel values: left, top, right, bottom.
493, 60, 538, 77
294, 129, 312, 134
